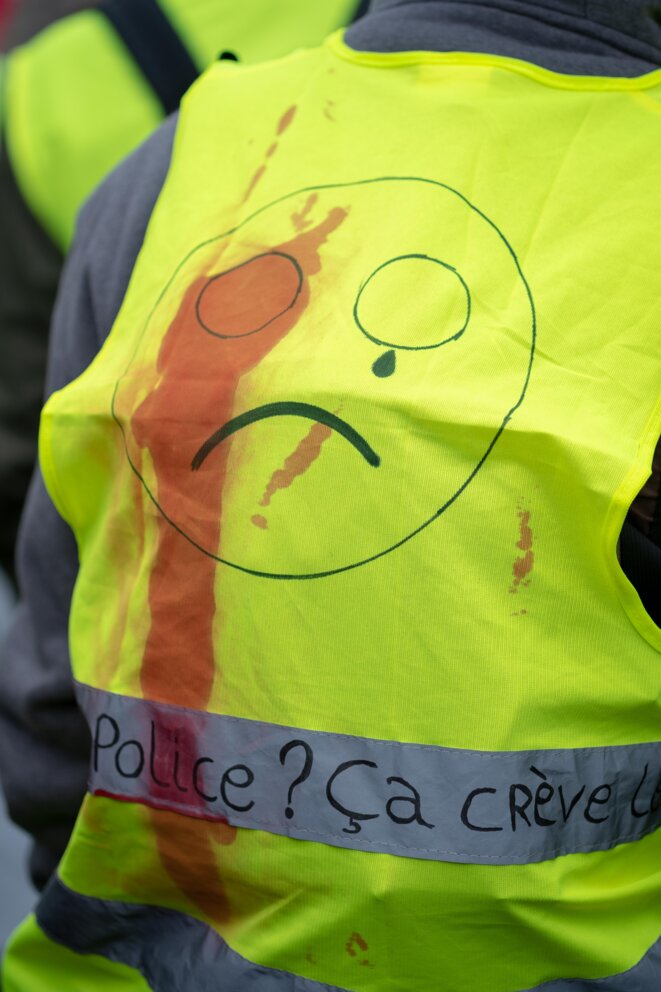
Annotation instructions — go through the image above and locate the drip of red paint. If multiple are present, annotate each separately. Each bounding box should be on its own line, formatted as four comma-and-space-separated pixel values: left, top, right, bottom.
510, 508, 534, 593
130, 205, 347, 919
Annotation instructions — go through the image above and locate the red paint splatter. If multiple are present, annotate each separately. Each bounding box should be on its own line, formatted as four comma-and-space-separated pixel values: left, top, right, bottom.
130, 207, 347, 919
241, 105, 297, 204
510, 508, 534, 594
251, 514, 268, 530
277, 104, 297, 135
198, 253, 302, 338
346, 931, 370, 967
291, 193, 318, 232
242, 164, 267, 204
259, 420, 332, 509
306, 952, 318, 965
324, 100, 336, 123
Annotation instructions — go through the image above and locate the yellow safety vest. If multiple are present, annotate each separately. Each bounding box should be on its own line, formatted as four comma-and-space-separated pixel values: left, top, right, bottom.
1, 0, 359, 249
4, 32, 661, 992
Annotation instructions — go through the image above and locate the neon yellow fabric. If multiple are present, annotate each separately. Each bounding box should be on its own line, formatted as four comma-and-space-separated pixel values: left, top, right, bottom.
14, 34, 661, 992
1, 914, 152, 992
160, 0, 360, 71
2, 0, 358, 250
4, 10, 163, 249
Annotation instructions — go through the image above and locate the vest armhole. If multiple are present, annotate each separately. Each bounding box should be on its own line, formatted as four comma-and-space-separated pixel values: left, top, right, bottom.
606, 397, 661, 649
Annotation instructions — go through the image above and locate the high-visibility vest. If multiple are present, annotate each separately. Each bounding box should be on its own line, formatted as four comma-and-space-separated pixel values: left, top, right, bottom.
4, 32, 661, 992
1, 0, 359, 250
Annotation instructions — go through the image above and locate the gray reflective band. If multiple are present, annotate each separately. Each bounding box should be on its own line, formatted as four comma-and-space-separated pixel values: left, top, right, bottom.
37, 878, 350, 992
76, 682, 661, 865
37, 878, 661, 992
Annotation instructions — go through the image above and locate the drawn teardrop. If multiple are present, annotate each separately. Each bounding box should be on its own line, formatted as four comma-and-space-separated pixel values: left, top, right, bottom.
372, 350, 396, 378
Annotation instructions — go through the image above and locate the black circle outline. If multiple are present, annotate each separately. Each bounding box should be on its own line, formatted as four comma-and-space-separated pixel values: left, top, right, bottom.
354, 253, 471, 351
112, 176, 536, 581
195, 250, 304, 340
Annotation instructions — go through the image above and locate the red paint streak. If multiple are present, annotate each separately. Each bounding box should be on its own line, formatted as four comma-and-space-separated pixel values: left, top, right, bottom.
198, 253, 302, 338
516, 510, 533, 551
291, 193, 318, 232
277, 104, 297, 135
242, 164, 266, 204
510, 508, 534, 593
251, 514, 268, 530
241, 105, 297, 204
306, 952, 318, 965
259, 421, 332, 508
324, 101, 336, 123
346, 932, 369, 957
130, 208, 347, 919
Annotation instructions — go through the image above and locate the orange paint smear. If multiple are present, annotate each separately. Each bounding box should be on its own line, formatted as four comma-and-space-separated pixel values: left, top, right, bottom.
259, 421, 332, 509
277, 104, 297, 135
130, 206, 347, 920
251, 514, 268, 530
292, 193, 318, 232
510, 508, 534, 593
241, 105, 297, 205
242, 163, 266, 204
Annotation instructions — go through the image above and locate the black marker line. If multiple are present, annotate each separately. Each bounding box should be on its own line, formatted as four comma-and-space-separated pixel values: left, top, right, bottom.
112, 175, 536, 581
191, 402, 380, 471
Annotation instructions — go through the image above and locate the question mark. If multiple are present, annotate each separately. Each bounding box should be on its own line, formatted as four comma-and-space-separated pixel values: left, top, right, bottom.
279, 739, 314, 820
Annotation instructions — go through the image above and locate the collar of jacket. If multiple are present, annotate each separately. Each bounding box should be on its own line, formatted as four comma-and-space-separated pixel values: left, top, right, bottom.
368, 0, 661, 56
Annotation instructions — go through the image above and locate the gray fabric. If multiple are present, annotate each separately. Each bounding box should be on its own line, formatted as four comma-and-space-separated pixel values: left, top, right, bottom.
79, 682, 661, 865
0, 144, 62, 585
37, 877, 350, 992
2, 0, 661, 891
35, 877, 661, 992
3, 1, 100, 50
349, 0, 661, 74
0, 118, 177, 888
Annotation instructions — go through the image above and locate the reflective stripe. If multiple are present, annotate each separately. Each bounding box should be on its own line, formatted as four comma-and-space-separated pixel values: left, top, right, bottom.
37, 878, 350, 992
37, 878, 661, 992
76, 682, 661, 866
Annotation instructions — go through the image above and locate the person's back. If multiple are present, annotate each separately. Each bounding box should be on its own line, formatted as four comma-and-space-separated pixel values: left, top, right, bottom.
1, 2, 660, 989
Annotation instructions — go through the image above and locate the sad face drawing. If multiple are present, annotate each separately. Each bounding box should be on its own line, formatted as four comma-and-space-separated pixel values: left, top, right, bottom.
113, 177, 536, 580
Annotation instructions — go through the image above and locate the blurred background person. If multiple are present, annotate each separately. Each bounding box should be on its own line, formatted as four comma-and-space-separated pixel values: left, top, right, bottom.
0, 0, 367, 589
2, 0, 97, 49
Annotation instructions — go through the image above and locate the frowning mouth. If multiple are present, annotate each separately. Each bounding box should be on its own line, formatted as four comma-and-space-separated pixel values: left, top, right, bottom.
191, 401, 380, 471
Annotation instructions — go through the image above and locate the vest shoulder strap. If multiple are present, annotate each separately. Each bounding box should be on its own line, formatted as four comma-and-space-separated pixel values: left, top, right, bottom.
99, 0, 198, 116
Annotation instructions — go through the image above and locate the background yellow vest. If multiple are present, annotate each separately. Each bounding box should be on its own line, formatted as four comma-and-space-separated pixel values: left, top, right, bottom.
1, 0, 359, 249
4, 33, 661, 992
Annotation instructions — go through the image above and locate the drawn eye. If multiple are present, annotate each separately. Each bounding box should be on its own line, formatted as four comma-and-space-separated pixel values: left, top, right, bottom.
355, 253, 471, 353
196, 251, 303, 339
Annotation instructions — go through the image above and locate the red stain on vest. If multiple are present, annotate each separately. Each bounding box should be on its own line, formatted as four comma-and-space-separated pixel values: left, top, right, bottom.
510, 508, 534, 594
277, 104, 297, 135
130, 206, 346, 921
292, 193, 318, 232
259, 420, 333, 509
346, 931, 370, 967
242, 104, 298, 204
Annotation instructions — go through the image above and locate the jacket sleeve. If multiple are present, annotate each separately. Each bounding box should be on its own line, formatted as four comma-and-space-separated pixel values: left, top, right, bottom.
0, 115, 177, 888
